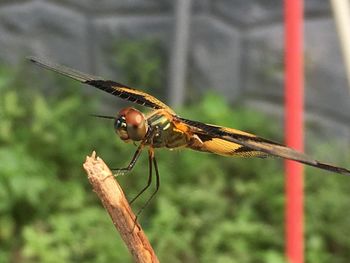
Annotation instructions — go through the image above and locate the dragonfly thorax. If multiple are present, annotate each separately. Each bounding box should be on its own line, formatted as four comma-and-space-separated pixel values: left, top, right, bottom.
114, 107, 148, 142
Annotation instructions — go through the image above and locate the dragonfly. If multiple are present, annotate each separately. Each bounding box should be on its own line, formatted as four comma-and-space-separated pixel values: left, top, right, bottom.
28, 56, 350, 205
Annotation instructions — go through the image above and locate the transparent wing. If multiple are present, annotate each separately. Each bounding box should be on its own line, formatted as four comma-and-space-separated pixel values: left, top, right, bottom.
28, 56, 100, 82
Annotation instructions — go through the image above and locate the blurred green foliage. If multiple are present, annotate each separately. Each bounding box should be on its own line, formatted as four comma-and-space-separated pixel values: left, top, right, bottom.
110, 38, 167, 100
0, 49, 350, 263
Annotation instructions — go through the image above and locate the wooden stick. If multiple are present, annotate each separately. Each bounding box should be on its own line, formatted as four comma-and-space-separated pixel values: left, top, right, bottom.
83, 151, 159, 263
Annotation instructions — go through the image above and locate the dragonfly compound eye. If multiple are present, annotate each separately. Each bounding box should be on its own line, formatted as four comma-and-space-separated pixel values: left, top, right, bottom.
116, 107, 148, 142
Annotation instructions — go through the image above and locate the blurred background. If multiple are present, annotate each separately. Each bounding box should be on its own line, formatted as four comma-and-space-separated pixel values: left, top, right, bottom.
0, 0, 349, 262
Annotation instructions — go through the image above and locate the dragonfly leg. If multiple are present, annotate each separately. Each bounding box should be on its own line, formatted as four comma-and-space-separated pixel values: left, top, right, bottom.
135, 149, 160, 216
129, 147, 154, 204
111, 127, 155, 176
111, 143, 145, 176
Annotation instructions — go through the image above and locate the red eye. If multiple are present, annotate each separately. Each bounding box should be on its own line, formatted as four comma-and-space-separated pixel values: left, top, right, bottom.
117, 107, 148, 141
118, 107, 131, 116
125, 109, 143, 127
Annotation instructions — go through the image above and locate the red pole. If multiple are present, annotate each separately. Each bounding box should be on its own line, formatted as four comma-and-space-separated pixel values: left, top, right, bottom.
284, 0, 304, 263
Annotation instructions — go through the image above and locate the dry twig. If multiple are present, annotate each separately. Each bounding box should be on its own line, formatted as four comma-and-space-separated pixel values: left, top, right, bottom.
83, 151, 159, 263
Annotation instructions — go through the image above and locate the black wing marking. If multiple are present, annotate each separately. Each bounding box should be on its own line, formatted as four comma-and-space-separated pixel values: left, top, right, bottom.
178, 117, 350, 176
28, 56, 174, 113
85, 80, 175, 113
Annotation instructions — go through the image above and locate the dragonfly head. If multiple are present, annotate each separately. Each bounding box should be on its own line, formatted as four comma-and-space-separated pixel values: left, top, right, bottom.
115, 107, 148, 142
